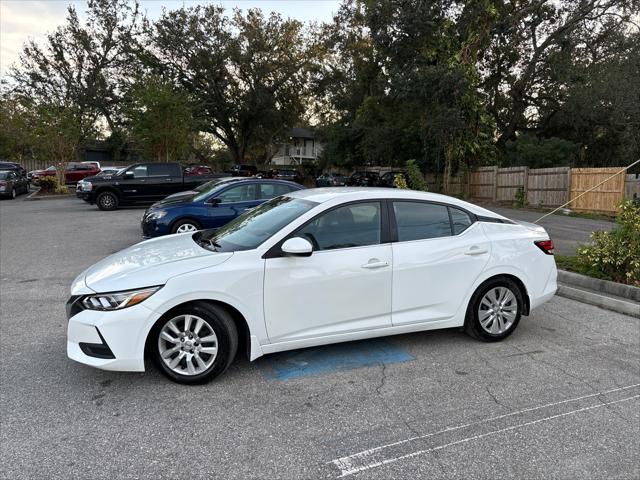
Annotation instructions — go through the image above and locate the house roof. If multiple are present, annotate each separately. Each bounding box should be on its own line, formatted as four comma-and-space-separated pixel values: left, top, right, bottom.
289, 127, 315, 139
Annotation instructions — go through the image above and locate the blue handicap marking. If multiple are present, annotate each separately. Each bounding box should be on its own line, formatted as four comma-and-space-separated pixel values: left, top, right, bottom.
258, 338, 414, 381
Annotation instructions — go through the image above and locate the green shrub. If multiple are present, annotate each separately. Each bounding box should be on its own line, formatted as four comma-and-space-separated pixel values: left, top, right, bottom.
37, 176, 58, 193
514, 186, 526, 207
576, 200, 640, 285
405, 159, 427, 191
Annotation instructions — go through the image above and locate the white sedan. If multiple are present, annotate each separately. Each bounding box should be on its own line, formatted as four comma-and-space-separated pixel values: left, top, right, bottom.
67, 188, 557, 383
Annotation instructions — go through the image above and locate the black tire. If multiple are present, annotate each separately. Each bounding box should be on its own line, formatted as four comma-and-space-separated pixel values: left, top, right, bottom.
170, 218, 202, 234
465, 277, 524, 342
96, 190, 119, 211
151, 302, 238, 384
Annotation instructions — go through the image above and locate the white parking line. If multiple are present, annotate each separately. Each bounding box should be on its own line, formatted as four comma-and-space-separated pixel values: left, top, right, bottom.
332, 384, 640, 477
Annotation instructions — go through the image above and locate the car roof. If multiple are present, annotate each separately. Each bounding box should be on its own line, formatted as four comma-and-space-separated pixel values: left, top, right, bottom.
285, 187, 509, 219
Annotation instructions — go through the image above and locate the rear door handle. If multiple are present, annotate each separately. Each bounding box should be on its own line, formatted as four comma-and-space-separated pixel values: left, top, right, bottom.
361, 260, 389, 269
465, 246, 488, 255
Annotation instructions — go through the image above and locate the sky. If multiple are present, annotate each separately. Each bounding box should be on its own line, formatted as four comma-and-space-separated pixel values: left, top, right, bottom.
0, 0, 341, 76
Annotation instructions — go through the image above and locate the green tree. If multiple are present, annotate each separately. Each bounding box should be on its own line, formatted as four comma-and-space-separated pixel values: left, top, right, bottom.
124, 77, 196, 162
147, 6, 309, 164
10, 0, 144, 133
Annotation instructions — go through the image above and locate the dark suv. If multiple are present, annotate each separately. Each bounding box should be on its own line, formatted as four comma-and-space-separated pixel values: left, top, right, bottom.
346, 171, 380, 187
229, 164, 258, 177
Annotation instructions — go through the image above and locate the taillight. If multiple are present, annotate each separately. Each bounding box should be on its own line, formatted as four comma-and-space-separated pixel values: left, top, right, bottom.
535, 240, 555, 255
0, 181, 6, 186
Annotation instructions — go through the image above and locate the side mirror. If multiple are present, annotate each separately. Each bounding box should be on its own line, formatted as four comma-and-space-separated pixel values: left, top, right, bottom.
208, 197, 221, 207
123, 171, 134, 179
281, 237, 313, 257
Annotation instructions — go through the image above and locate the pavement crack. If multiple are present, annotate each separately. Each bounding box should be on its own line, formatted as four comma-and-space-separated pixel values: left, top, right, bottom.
375, 362, 387, 396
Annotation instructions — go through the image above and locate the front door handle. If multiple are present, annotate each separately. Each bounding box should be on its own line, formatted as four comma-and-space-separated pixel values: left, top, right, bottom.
361, 260, 389, 269
465, 246, 488, 255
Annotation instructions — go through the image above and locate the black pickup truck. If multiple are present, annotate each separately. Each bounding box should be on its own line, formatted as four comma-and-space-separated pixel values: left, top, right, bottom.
78, 162, 224, 210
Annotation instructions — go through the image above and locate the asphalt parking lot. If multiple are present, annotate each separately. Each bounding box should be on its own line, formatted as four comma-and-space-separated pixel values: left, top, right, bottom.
1, 197, 638, 479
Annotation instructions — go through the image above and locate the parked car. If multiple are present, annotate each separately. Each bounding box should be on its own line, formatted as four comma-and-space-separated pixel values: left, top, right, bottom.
0, 161, 28, 179
184, 165, 214, 175
273, 169, 303, 184
316, 172, 347, 187
228, 164, 258, 177
141, 178, 304, 238
67, 188, 557, 384
31, 162, 101, 185
28, 165, 55, 182
0, 170, 30, 198
377, 171, 409, 188
346, 171, 380, 186
75, 167, 124, 197
78, 162, 219, 210
161, 177, 242, 202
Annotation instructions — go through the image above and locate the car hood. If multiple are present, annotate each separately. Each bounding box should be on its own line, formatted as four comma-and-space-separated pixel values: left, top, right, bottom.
73, 233, 232, 294
151, 194, 198, 208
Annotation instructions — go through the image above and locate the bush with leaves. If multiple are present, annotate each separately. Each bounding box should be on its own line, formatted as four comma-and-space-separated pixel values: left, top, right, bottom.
37, 176, 58, 193
576, 200, 640, 285
405, 160, 428, 191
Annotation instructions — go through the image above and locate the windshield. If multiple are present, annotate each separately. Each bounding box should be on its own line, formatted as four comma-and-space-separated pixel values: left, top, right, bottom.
194, 178, 229, 193
0, 171, 10, 179
195, 196, 317, 252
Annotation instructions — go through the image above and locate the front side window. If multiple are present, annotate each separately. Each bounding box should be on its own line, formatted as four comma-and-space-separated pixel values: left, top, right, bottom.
393, 202, 451, 241
132, 165, 148, 178
216, 184, 258, 203
296, 202, 381, 251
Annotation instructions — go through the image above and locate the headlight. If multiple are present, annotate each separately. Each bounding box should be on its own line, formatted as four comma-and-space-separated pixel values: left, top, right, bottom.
82, 182, 92, 191
146, 210, 167, 221
81, 286, 161, 311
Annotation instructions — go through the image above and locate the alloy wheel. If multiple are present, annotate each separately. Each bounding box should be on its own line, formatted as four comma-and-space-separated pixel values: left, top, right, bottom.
477, 286, 518, 335
101, 195, 115, 208
176, 223, 198, 233
158, 314, 218, 376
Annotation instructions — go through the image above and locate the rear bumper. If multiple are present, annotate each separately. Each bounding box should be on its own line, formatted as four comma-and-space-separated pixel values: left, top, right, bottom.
67, 302, 161, 372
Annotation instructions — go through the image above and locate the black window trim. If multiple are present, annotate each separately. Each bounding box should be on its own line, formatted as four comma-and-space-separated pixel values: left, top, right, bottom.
263, 198, 391, 259
389, 199, 478, 243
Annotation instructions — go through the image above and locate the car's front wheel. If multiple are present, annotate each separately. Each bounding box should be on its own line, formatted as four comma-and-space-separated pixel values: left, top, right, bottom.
466, 278, 523, 341
151, 302, 238, 384
96, 191, 119, 211
171, 218, 202, 234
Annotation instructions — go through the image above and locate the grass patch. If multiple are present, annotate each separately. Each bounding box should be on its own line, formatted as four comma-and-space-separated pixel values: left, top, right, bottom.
555, 254, 614, 282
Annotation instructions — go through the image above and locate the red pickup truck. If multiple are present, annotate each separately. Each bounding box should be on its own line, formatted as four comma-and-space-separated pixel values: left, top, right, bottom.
31, 162, 101, 184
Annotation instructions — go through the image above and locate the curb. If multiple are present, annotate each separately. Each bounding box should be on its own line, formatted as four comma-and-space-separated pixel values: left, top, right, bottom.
557, 270, 640, 302
556, 270, 640, 318
24, 189, 76, 201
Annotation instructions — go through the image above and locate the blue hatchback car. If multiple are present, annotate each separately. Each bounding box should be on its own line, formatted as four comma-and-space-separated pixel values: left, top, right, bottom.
141, 178, 304, 238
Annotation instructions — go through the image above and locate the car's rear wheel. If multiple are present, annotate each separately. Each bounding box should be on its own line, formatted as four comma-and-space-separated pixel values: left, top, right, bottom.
171, 219, 201, 234
96, 191, 119, 211
151, 302, 237, 384
466, 278, 523, 341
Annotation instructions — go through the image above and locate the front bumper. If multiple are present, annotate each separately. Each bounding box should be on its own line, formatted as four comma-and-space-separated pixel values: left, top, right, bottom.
67, 300, 161, 372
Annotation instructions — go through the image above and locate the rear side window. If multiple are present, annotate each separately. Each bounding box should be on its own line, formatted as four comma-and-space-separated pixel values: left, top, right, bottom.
296, 202, 381, 251
147, 164, 175, 176
259, 183, 295, 200
450, 207, 473, 234
393, 202, 451, 241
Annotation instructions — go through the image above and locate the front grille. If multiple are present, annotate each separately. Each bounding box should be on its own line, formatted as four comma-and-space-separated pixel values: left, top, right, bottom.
66, 296, 85, 320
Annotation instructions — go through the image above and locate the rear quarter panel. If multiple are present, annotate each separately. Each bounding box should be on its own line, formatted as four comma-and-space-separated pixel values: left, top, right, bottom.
479, 222, 557, 303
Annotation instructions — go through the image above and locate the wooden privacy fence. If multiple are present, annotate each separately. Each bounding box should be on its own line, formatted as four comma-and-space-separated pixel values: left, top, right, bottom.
569, 168, 626, 215
464, 165, 633, 215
